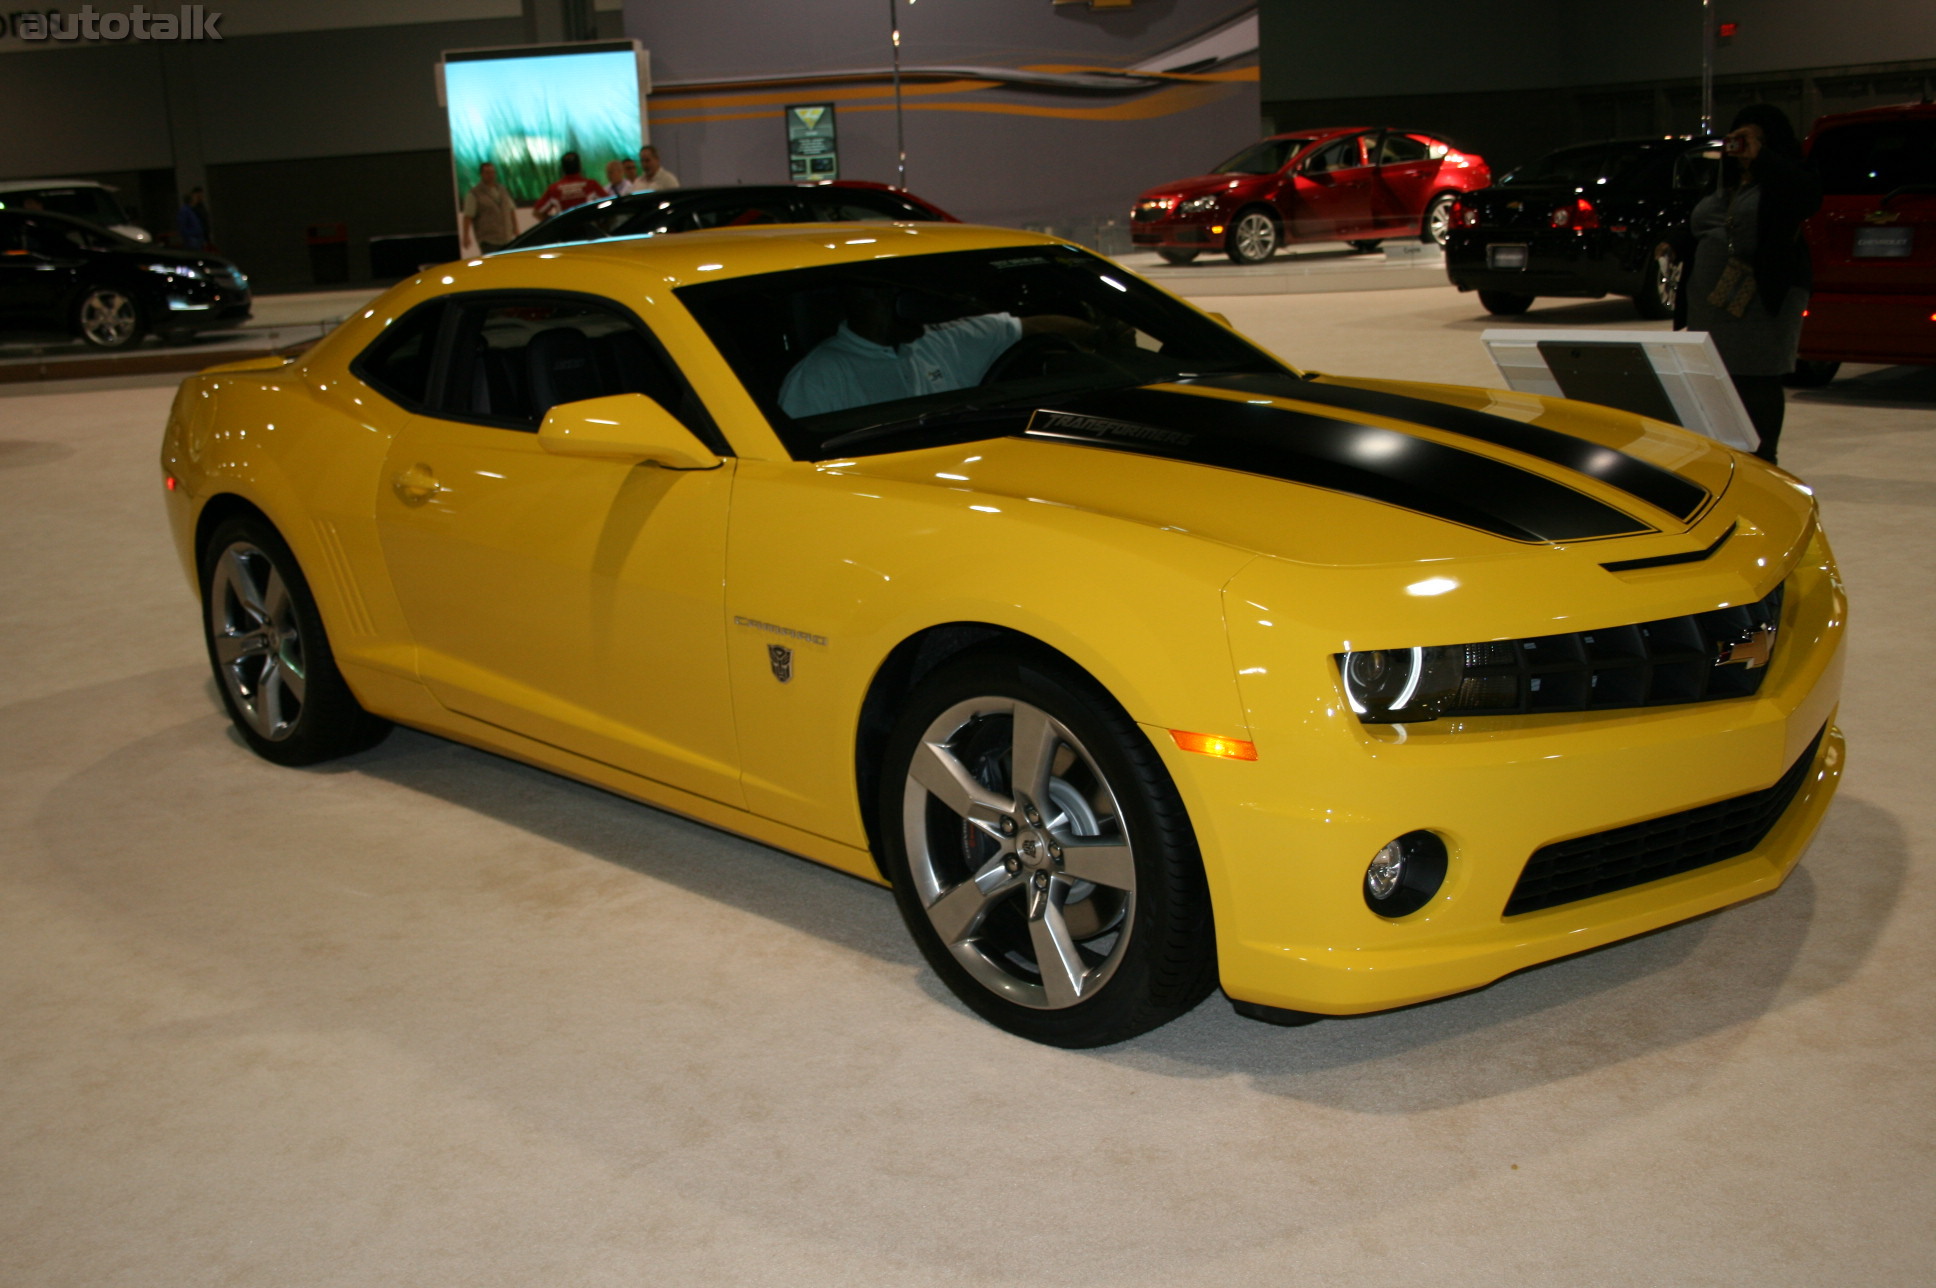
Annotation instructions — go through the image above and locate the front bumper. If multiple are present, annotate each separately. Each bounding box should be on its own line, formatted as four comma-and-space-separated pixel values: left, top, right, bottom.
1799, 291, 1936, 366
1158, 523, 1845, 1016
1131, 218, 1220, 249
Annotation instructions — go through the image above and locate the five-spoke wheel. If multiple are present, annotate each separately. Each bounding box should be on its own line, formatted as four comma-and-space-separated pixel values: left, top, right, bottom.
77, 286, 141, 349
881, 649, 1215, 1046
1423, 193, 1457, 247
201, 517, 389, 765
1225, 209, 1279, 265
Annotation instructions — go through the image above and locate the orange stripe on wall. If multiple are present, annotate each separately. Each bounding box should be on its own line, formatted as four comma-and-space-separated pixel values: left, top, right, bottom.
655, 81, 1237, 127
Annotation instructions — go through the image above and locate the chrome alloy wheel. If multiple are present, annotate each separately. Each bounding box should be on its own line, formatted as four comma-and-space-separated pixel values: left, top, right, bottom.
901, 697, 1137, 1009
1653, 245, 1682, 311
207, 541, 307, 741
78, 287, 138, 347
1230, 211, 1278, 263
1425, 193, 1456, 246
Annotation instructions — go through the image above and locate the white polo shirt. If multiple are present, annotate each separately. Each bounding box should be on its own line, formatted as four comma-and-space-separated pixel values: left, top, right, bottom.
778, 313, 1023, 419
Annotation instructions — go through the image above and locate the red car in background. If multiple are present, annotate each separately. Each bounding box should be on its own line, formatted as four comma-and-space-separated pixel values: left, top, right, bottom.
1131, 127, 1490, 265
1791, 101, 1936, 384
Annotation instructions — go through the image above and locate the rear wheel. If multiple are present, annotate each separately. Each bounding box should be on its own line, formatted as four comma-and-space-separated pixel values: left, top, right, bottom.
1785, 360, 1841, 388
1478, 290, 1535, 316
1225, 208, 1279, 264
201, 516, 390, 766
75, 285, 143, 349
1633, 241, 1680, 319
879, 648, 1217, 1047
1422, 193, 1457, 246
1157, 248, 1199, 265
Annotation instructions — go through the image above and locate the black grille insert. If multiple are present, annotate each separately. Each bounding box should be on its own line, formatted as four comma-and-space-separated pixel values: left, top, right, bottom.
1504, 725, 1824, 916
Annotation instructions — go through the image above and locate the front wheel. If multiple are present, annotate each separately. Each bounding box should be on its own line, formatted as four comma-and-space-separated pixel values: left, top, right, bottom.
1422, 193, 1457, 246
1157, 248, 1199, 265
75, 285, 143, 349
879, 648, 1217, 1047
201, 517, 390, 766
1225, 209, 1279, 264
1478, 289, 1535, 316
1633, 242, 1680, 319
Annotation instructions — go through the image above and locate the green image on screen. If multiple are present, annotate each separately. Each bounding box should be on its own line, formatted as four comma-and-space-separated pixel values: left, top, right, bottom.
446, 50, 643, 204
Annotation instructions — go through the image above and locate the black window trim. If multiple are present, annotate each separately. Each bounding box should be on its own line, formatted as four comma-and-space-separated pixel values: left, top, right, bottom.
349, 287, 733, 456
347, 298, 447, 414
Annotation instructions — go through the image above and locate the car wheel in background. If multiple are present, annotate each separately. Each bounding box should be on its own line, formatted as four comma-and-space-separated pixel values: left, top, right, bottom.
1423, 193, 1457, 246
201, 517, 390, 766
879, 647, 1217, 1047
1157, 248, 1200, 265
75, 285, 143, 349
1348, 240, 1383, 254
1478, 290, 1535, 316
1785, 360, 1842, 388
1226, 208, 1279, 264
1633, 242, 1680, 320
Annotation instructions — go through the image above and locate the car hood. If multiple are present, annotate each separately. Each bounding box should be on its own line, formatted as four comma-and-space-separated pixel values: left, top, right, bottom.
1139, 173, 1273, 203
827, 373, 1763, 569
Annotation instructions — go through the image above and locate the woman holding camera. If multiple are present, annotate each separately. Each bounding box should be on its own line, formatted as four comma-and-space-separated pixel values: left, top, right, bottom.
1681, 104, 1820, 464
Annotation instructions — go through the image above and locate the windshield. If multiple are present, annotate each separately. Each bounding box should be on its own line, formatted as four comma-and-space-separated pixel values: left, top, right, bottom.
1812, 119, 1936, 195
1213, 138, 1308, 175
0, 186, 127, 225
1500, 146, 1609, 187
678, 244, 1290, 459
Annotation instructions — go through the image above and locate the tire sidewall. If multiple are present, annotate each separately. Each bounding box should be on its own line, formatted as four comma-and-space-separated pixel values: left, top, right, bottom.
876, 646, 1214, 1047
200, 515, 384, 766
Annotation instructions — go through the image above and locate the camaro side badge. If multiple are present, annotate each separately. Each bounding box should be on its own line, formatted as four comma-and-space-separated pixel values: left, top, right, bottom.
768, 644, 794, 683
1716, 622, 1777, 669
734, 616, 826, 682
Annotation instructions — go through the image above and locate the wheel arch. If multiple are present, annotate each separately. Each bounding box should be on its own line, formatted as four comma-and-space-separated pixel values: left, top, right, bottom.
193, 492, 279, 588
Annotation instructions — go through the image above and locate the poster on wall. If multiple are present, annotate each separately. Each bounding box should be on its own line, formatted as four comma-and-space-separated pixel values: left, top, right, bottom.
786, 105, 839, 182
439, 40, 650, 256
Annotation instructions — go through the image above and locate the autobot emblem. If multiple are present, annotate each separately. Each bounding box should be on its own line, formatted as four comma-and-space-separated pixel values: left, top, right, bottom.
1715, 622, 1777, 669
768, 644, 793, 683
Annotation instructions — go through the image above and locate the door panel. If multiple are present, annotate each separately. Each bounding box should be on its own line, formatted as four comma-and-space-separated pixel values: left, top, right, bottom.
1371, 131, 1442, 232
1284, 134, 1375, 239
376, 415, 744, 806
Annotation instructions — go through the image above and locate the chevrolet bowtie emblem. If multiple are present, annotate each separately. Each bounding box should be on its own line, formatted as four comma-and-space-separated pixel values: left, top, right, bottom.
1715, 622, 1777, 669
767, 644, 793, 683
1864, 209, 1902, 225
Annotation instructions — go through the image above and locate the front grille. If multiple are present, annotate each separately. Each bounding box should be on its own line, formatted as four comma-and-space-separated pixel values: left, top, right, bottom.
1133, 200, 1173, 223
1443, 582, 1784, 718
1504, 725, 1824, 916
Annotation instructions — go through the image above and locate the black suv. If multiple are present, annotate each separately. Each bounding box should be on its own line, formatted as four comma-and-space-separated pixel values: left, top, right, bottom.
1444, 136, 1721, 318
0, 209, 251, 348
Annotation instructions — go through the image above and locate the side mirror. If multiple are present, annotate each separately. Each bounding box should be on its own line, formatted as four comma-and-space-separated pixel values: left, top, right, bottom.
1206, 311, 1232, 328
538, 392, 721, 469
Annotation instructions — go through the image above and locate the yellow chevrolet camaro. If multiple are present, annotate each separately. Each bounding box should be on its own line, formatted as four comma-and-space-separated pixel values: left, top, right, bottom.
160, 223, 1845, 1047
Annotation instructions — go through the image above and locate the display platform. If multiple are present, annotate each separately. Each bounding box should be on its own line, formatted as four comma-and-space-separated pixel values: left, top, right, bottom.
1120, 242, 1448, 297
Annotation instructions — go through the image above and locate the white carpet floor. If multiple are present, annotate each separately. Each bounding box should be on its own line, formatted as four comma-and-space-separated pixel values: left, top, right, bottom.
2, 285, 1931, 1286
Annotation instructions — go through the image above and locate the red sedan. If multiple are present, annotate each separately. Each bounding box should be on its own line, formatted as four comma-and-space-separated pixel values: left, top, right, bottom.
1131, 127, 1490, 265
1791, 101, 1936, 384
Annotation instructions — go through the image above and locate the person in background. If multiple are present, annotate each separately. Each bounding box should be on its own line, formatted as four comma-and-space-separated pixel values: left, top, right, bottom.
604, 159, 632, 196
1679, 104, 1820, 465
461, 161, 518, 254
533, 152, 609, 221
637, 145, 680, 192
176, 187, 209, 251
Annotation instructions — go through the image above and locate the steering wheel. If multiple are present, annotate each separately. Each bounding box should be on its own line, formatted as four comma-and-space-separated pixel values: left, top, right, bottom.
981, 332, 1085, 384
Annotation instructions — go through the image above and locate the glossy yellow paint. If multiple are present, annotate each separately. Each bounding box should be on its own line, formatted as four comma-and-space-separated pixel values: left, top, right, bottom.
160, 222, 1846, 1014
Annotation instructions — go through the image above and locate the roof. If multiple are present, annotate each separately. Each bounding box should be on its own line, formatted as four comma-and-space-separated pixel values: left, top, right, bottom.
0, 178, 115, 193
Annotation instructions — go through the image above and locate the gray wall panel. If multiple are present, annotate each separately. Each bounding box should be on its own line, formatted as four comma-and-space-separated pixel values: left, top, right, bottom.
0, 44, 173, 177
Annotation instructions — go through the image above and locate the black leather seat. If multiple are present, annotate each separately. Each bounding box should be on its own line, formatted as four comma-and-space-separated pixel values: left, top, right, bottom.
524, 326, 603, 418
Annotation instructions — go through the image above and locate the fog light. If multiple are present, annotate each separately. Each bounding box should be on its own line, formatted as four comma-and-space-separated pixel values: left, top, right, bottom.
1362, 830, 1448, 917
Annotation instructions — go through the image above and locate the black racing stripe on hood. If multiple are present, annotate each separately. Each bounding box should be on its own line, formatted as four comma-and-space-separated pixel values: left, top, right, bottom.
1022, 388, 1654, 543
1183, 372, 1711, 523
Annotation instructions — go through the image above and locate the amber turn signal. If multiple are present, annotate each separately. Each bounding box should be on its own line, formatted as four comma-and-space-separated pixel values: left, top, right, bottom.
1169, 729, 1258, 760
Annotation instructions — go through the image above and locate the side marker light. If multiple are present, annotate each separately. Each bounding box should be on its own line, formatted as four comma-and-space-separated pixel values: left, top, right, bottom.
1170, 730, 1258, 761
164, 475, 177, 491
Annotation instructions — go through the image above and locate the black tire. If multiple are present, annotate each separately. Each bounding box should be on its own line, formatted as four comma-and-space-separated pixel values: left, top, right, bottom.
1225, 207, 1279, 264
1479, 290, 1535, 316
1157, 248, 1199, 265
1422, 192, 1457, 246
74, 284, 144, 349
877, 647, 1217, 1047
200, 516, 390, 766
1348, 239, 1383, 254
1784, 360, 1841, 388
1632, 241, 1679, 320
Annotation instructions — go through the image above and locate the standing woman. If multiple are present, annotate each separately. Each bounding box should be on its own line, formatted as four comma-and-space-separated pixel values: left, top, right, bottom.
1681, 104, 1821, 464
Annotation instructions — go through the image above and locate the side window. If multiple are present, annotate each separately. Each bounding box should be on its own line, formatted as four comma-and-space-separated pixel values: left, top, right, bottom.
441, 294, 710, 440
797, 193, 939, 223
1673, 147, 1720, 193
351, 301, 446, 410
1377, 133, 1433, 166
670, 196, 786, 232
1304, 135, 1365, 174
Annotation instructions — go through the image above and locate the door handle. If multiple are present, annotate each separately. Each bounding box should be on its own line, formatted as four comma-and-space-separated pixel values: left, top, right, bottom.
391, 463, 440, 505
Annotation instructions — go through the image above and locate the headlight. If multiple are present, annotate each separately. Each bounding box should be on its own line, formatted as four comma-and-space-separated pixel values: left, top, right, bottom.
1179, 195, 1220, 214
1339, 647, 1467, 722
144, 263, 205, 280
